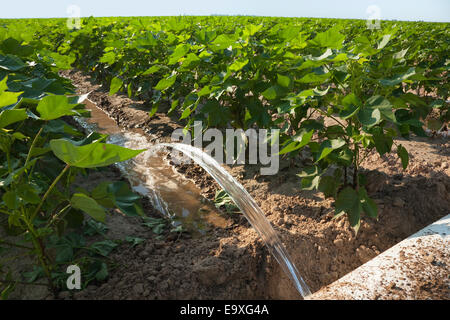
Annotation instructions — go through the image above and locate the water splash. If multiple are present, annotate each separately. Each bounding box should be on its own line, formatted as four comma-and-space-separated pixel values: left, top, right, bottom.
158, 143, 312, 298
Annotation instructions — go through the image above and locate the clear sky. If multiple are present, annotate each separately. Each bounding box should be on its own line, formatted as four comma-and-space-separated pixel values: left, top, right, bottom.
1, 0, 449, 22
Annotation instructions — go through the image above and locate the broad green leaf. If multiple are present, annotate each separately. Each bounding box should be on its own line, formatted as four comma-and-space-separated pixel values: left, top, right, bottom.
107, 181, 143, 217
0, 91, 22, 108
228, 58, 249, 73
90, 240, 118, 256
91, 182, 115, 208
181, 53, 201, 70
125, 236, 145, 247
0, 54, 26, 71
308, 27, 346, 49
99, 51, 117, 65
340, 93, 361, 119
154, 74, 177, 91
17, 184, 41, 204
277, 74, 291, 88
318, 175, 338, 198
358, 107, 381, 127
142, 65, 162, 75
379, 67, 415, 86
50, 139, 145, 168
0, 76, 7, 93
297, 71, 330, 84
358, 187, 378, 218
397, 144, 409, 170
0, 109, 27, 128
168, 44, 189, 65
36, 95, 77, 121
262, 86, 281, 100
109, 77, 123, 96
3, 191, 19, 210
278, 130, 313, 155
335, 187, 362, 232
210, 34, 235, 50
316, 139, 346, 161
372, 128, 393, 155
71, 193, 106, 222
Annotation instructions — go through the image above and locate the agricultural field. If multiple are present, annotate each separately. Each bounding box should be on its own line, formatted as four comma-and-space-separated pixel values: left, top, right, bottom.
0, 15, 449, 301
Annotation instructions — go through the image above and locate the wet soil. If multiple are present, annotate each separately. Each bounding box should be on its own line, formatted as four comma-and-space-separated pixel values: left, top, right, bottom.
42, 69, 450, 300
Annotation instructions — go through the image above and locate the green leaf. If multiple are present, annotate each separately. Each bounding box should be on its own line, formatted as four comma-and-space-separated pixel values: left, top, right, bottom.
358, 187, 378, 219
90, 240, 118, 257
50, 139, 145, 168
372, 128, 393, 155
168, 44, 190, 65
379, 67, 415, 86
154, 74, 177, 91
109, 77, 123, 96
0, 76, 7, 93
358, 107, 381, 127
17, 184, 41, 204
0, 109, 27, 128
278, 130, 313, 155
99, 51, 117, 65
301, 175, 320, 190
0, 91, 22, 108
261, 86, 278, 100
340, 93, 361, 119
397, 144, 409, 170
308, 27, 346, 49
71, 193, 106, 222
55, 245, 73, 263
125, 236, 145, 247
0, 54, 26, 71
3, 191, 19, 210
181, 53, 201, 71
318, 175, 338, 198
316, 139, 346, 162
229, 58, 249, 73
297, 71, 330, 84
107, 181, 143, 217
335, 187, 361, 232
36, 95, 78, 121
142, 65, 162, 75
277, 74, 292, 88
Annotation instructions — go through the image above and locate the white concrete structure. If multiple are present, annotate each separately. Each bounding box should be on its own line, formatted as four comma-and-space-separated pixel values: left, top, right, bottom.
308, 214, 450, 300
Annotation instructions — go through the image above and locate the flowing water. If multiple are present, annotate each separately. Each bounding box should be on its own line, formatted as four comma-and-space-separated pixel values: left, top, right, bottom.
76, 99, 311, 298
157, 143, 312, 298
75, 99, 230, 234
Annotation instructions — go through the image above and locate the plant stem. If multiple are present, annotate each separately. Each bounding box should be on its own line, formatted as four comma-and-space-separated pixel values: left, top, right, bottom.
353, 143, 359, 190
46, 203, 71, 228
31, 164, 70, 221
24, 127, 44, 169
23, 217, 55, 294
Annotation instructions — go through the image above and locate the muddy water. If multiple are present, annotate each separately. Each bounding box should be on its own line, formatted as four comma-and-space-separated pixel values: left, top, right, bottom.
76, 99, 230, 235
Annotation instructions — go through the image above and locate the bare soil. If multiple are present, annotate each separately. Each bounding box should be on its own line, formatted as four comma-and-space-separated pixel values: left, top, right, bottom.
38, 70, 449, 300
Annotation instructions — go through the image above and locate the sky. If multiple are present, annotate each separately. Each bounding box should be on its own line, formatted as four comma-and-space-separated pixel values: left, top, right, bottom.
1, 0, 449, 22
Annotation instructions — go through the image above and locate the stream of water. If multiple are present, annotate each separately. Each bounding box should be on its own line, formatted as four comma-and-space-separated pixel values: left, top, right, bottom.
76, 99, 311, 298
158, 143, 312, 298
